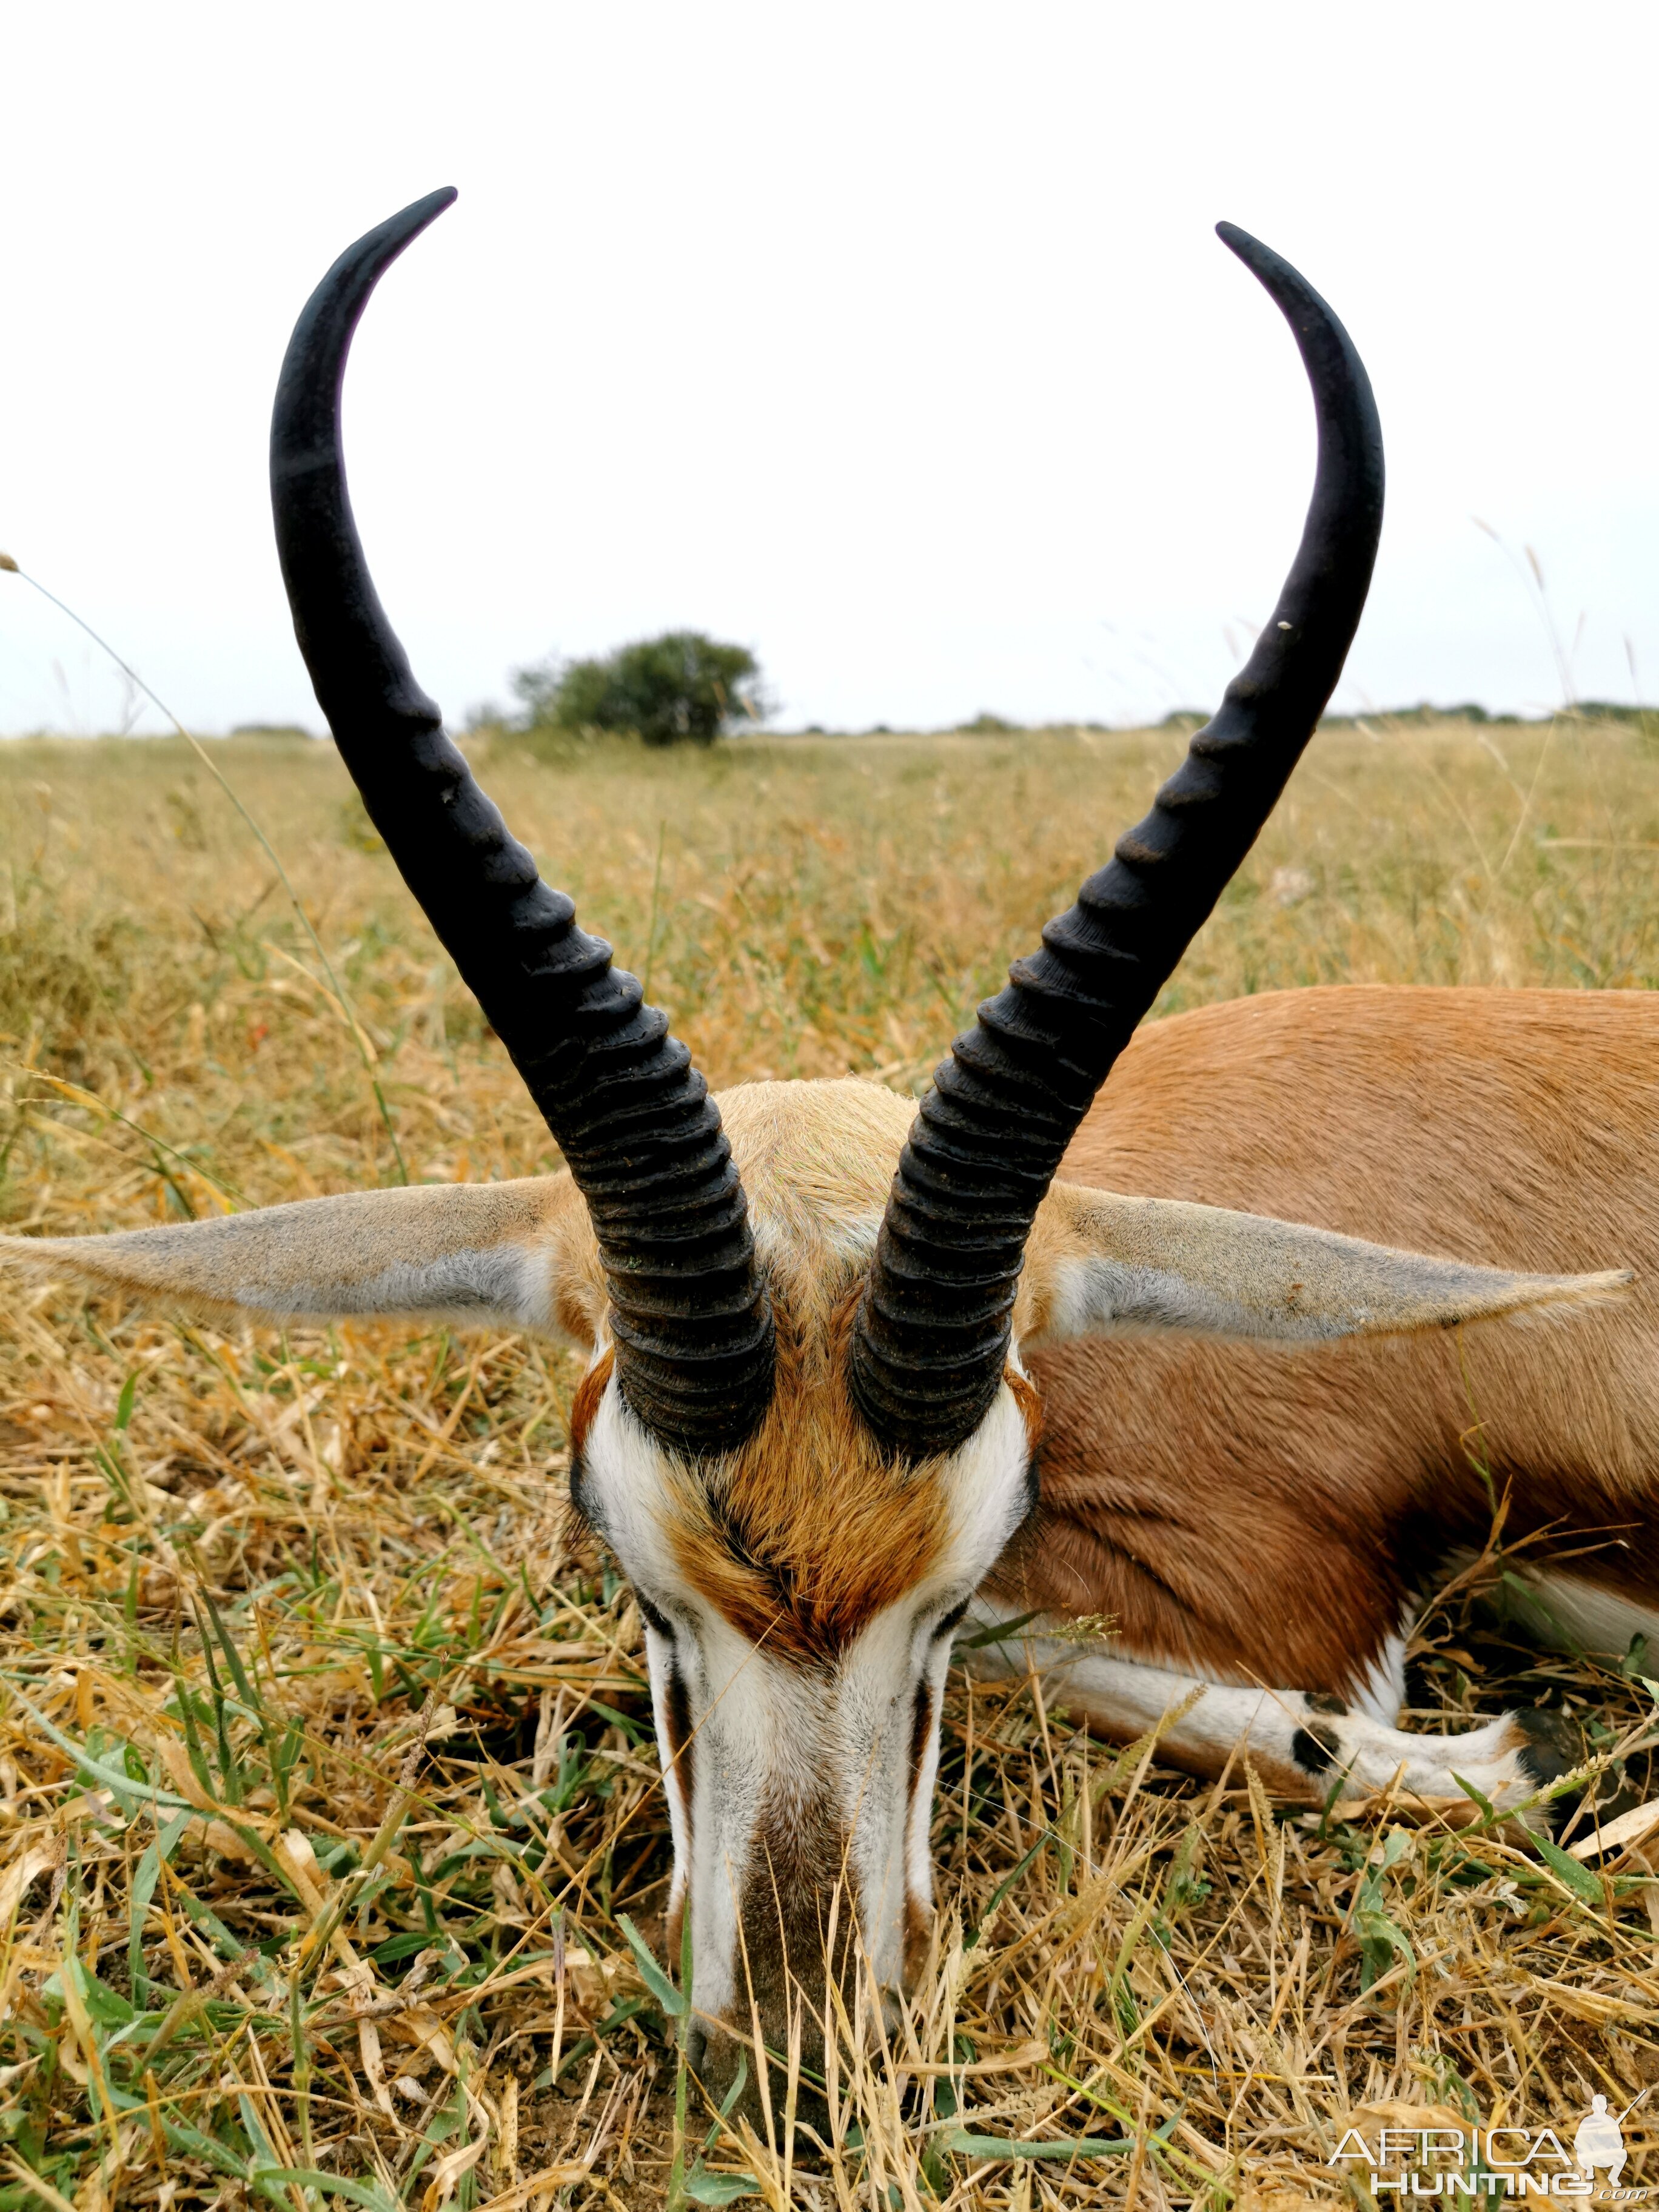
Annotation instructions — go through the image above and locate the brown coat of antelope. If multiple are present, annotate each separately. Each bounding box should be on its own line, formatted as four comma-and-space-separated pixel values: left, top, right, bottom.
5, 191, 1651, 2099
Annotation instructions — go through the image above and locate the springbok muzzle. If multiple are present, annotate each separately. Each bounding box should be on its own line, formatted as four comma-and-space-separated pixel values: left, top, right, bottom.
646, 1626, 946, 2110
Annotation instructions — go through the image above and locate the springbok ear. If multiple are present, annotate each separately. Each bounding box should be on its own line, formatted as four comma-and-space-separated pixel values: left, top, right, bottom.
0, 1176, 606, 1349
1018, 1182, 1631, 1348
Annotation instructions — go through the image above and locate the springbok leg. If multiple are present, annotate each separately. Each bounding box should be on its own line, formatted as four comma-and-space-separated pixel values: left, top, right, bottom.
959, 1615, 1575, 1817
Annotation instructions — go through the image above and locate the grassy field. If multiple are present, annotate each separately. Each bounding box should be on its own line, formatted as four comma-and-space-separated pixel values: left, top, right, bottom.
0, 716, 1654, 2211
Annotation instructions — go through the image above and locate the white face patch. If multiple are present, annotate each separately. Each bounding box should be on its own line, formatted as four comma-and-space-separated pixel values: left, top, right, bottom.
573, 1366, 1036, 2027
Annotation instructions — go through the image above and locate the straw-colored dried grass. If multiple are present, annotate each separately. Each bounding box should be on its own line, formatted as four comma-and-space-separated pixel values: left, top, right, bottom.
0, 716, 1654, 2212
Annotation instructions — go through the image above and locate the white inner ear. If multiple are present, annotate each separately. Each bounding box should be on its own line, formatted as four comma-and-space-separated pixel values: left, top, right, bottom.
226, 1242, 555, 1330
1034, 1191, 1629, 1348
1051, 1254, 1302, 1341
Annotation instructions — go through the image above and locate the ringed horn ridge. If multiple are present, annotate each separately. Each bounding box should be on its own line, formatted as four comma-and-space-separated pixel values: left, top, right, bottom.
849, 223, 1386, 1457
269, 186, 775, 1456
269, 190, 1384, 1470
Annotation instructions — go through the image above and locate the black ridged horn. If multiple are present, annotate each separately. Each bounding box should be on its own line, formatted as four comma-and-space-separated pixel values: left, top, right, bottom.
270, 189, 773, 1455
850, 223, 1385, 1458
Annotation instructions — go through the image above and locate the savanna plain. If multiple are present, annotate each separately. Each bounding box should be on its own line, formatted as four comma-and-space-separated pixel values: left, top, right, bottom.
0, 717, 1654, 2212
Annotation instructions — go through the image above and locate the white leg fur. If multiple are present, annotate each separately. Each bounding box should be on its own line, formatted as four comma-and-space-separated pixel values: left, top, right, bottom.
1492, 1565, 1659, 1661
959, 1612, 1572, 1815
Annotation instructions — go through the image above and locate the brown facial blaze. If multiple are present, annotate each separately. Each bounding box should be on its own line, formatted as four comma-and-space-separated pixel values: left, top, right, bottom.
666, 1296, 948, 1662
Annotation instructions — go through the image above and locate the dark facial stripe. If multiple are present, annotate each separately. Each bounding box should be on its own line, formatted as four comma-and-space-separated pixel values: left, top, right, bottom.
932, 1597, 972, 1644
637, 1590, 674, 1640
663, 1653, 695, 1860
1010, 1447, 1041, 1541
908, 1677, 934, 1806
903, 1675, 937, 1980
566, 1448, 594, 1534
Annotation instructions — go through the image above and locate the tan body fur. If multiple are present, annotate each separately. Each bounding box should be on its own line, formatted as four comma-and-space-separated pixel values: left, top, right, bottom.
1016, 984, 1659, 1700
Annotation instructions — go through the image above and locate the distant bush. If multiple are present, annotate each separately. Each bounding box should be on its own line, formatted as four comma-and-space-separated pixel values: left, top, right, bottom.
512, 631, 763, 747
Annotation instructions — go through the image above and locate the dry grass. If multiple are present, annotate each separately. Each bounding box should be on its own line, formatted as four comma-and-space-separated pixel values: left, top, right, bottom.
0, 715, 1655, 2212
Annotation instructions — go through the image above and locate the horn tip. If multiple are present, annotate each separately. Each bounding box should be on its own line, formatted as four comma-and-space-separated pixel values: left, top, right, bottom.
1215, 220, 1271, 270
404, 184, 460, 232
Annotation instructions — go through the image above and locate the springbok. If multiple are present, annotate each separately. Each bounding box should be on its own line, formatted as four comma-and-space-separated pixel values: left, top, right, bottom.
7, 192, 1652, 2091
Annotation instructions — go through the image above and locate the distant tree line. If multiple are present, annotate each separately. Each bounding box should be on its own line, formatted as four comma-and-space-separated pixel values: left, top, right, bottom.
477, 647, 1654, 748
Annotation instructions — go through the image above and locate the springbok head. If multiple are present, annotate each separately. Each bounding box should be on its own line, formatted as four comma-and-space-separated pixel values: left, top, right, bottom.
4, 193, 1620, 2093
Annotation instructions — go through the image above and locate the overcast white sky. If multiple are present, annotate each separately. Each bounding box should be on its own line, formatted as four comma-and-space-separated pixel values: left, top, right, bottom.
1, 1, 1655, 735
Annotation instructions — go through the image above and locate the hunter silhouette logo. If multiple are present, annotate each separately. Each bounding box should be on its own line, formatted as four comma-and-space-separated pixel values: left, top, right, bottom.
1575, 2100, 1627, 2191
1329, 2096, 1647, 2199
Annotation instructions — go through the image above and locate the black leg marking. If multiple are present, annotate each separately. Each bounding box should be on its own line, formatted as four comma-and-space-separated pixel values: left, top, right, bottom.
1305, 1691, 1349, 1715
1292, 1723, 1339, 1775
1511, 1707, 1579, 1832
1513, 1706, 1577, 1789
